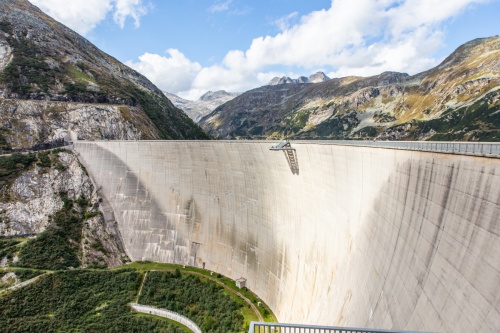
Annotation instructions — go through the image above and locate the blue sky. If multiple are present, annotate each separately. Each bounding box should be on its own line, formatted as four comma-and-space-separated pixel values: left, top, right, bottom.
90, 1, 333, 67
29, 0, 500, 99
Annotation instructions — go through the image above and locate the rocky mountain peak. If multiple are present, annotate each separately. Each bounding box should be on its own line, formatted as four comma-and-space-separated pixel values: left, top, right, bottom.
199, 90, 234, 101
437, 36, 500, 69
268, 76, 295, 85
296, 76, 310, 83
309, 71, 330, 83
268, 72, 330, 85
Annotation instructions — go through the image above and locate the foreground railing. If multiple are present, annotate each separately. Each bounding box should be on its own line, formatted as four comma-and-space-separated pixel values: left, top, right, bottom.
248, 322, 436, 333
305, 140, 500, 157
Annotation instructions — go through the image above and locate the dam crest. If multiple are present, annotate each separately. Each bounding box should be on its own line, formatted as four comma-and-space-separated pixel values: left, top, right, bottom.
75, 141, 500, 333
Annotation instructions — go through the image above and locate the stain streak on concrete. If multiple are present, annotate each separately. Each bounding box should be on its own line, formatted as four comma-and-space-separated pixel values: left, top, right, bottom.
75, 141, 500, 333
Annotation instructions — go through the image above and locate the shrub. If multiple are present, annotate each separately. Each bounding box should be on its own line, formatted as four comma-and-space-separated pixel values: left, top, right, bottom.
139, 271, 244, 333
0, 270, 185, 332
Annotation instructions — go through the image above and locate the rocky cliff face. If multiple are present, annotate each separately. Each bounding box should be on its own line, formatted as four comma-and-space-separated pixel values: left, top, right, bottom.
0, 151, 90, 236
164, 90, 240, 122
201, 37, 500, 141
0, 0, 208, 149
0, 99, 160, 150
0, 149, 127, 268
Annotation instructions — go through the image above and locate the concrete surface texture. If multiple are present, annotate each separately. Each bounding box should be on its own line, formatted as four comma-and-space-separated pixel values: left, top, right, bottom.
75, 141, 500, 333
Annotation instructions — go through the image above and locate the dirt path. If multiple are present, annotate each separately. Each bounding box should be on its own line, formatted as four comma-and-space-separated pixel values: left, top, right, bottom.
135, 271, 148, 302
0, 273, 46, 295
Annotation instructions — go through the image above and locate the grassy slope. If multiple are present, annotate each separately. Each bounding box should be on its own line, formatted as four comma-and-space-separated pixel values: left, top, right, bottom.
126, 261, 277, 323
0, 269, 185, 333
0, 264, 276, 332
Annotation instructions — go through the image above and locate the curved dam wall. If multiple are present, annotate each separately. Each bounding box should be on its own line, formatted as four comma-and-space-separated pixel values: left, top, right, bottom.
74, 141, 500, 333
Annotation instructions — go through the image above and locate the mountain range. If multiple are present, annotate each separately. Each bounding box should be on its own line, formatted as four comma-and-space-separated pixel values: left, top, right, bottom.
268, 71, 330, 85
0, 0, 208, 151
1, 0, 499, 149
200, 36, 500, 141
166, 72, 330, 123
163, 90, 240, 122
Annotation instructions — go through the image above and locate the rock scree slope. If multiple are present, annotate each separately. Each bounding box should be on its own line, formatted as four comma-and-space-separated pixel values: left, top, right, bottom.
76, 140, 500, 333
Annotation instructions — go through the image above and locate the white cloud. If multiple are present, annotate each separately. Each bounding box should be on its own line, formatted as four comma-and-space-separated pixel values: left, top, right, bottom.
328, 30, 443, 78
113, 0, 150, 28
196, 0, 486, 93
192, 65, 257, 94
128, 0, 491, 99
387, 0, 489, 36
273, 12, 299, 32
28, 0, 149, 35
29, 0, 112, 35
126, 49, 202, 97
208, 0, 233, 13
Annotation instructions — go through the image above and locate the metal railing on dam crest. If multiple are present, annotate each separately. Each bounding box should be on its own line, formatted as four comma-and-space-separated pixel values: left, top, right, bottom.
248, 322, 436, 333
293, 140, 500, 157
73, 139, 500, 158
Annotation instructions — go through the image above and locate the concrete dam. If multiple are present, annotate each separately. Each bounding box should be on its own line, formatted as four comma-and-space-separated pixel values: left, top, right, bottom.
74, 141, 500, 333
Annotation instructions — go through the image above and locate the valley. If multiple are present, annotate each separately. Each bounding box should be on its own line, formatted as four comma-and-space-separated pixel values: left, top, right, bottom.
0, 0, 499, 332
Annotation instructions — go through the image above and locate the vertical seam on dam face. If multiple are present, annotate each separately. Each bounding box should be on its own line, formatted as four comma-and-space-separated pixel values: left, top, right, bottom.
74, 141, 500, 333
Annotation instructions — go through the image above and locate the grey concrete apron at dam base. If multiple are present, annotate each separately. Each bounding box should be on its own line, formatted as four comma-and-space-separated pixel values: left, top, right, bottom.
74, 140, 500, 333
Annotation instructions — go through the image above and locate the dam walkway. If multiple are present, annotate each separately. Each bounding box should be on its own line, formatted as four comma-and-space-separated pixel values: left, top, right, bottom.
249, 322, 436, 333
296, 140, 500, 157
